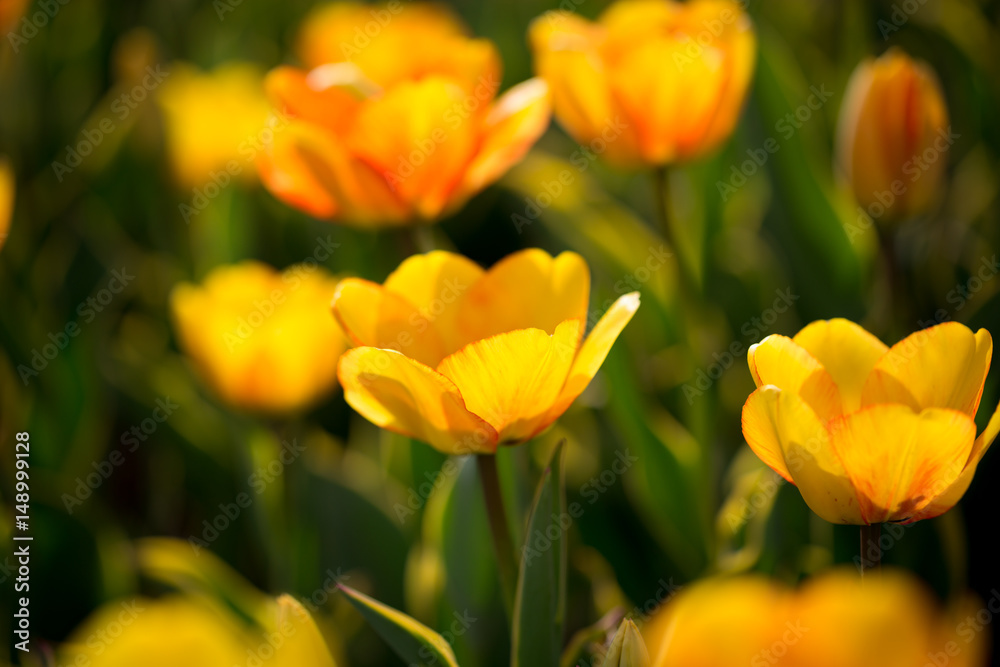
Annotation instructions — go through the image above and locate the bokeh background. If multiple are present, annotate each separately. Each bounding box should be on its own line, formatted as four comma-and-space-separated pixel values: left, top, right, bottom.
2, 0, 1000, 665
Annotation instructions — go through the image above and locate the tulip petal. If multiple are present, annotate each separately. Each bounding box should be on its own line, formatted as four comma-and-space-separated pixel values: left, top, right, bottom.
747, 335, 843, 422
338, 347, 497, 455
265, 65, 372, 134
456, 249, 590, 347
828, 405, 976, 523
792, 318, 888, 412
860, 323, 992, 419
332, 278, 447, 368
261, 120, 408, 224
258, 121, 339, 219
383, 251, 485, 354
436, 320, 582, 443
347, 76, 481, 221
458, 78, 552, 199
529, 14, 638, 166
546, 292, 640, 424
743, 386, 863, 523
912, 396, 1000, 521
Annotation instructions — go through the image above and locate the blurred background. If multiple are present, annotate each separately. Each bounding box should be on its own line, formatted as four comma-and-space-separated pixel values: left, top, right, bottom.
1, 0, 1000, 665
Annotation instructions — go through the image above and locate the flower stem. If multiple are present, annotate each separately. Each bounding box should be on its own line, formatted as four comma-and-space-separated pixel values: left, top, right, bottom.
652, 165, 674, 252
860, 523, 882, 579
476, 454, 517, 617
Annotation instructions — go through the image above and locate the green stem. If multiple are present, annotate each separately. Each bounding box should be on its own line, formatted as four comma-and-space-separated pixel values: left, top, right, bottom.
860, 523, 882, 579
652, 165, 674, 252
477, 454, 516, 617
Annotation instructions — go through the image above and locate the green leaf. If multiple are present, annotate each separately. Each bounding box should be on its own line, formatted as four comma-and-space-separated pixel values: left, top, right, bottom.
511, 440, 567, 667
338, 583, 460, 667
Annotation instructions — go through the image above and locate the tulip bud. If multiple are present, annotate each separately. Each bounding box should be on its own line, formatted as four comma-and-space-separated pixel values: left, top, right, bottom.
837, 49, 950, 224
600, 619, 649, 667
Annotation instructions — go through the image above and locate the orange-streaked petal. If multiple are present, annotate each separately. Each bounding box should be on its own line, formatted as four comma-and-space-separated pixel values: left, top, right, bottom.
793, 318, 888, 413
456, 249, 590, 347
743, 386, 863, 523
546, 292, 640, 424
338, 347, 497, 455
261, 120, 408, 225
257, 120, 339, 219
912, 396, 1000, 521
265, 65, 374, 134
747, 335, 843, 422
383, 251, 485, 354
347, 76, 480, 221
860, 323, 992, 419
436, 321, 582, 443
0, 157, 12, 252
458, 78, 552, 199
332, 278, 447, 367
828, 405, 976, 524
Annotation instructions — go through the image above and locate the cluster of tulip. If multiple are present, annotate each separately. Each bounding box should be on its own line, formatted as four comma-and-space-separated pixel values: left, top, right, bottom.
17, 0, 993, 666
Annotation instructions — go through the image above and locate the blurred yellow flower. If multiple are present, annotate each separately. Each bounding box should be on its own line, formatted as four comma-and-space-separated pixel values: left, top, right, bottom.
0, 157, 12, 253
334, 249, 639, 454
837, 49, 951, 223
529, 0, 756, 167
170, 260, 347, 414
742, 319, 999, 525
644, 570, 987, 667
258, 2, 551, 226
156, 61, 275, 189
58, 594, 336, 667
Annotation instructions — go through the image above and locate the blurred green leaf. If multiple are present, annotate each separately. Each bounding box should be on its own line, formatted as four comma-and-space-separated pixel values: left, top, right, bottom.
511, 440, 567, 667
338, 583, 461, 667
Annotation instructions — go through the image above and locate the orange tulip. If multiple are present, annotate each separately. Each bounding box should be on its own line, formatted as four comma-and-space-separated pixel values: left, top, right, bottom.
170, 261, 346, 414
529, 0, 756, 167
837, 49, 950, 223
334, 249, 640, 454
742, 319, 999, 525
258, 2, 551, 227
643, 570, 987, 667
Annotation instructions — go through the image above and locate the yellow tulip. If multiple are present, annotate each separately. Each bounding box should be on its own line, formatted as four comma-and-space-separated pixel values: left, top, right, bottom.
0, 157, 12, 253
742, 319, 999, 525
58, 594, 336, 667
156, 61, 275, 189
170, 261, 347, 414
258, 2, 551, 226
643, 570, 987, 667
334, 249, 640, 454
837, 49, 950, 223
529, 0, 756, 167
